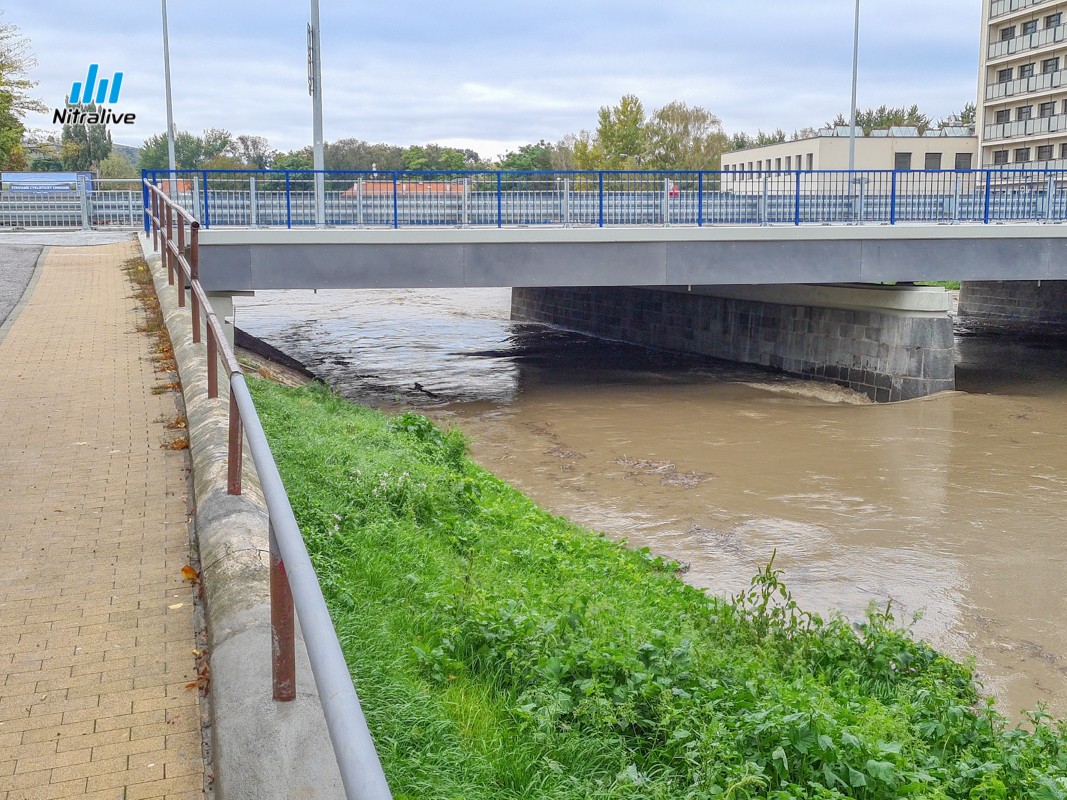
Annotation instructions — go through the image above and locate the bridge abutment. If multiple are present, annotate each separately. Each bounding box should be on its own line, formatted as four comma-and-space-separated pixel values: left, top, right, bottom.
512, 284, 954, 402
958, 280, 1067, 325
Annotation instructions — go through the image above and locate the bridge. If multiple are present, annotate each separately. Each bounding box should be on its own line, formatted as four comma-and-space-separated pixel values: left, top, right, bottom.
139, 168, 1067, 402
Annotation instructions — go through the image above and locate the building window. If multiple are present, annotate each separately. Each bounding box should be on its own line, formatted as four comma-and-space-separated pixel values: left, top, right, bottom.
925, 152, 942, 170
997, 67, 1014, 82
1061, 143, 1067, 158
995, 109, 1011, 123
1015, 147, 1032, 162
785, 156, 792, 170
894, 152, 912, 171
1018, 105, 1033, 121
955, 152, 973, 170
1047, 12, 1062, 27
1037, 144, 1054, 160
775, 157, 782, 170
1020, 63, 1036, 78
1041, 101, 1057, 117
993, 150, 1009, 164
1000, 25, 1016, 41
748, 162, 753, 171
806, 153, 813, 170
1023, 19, 1038, 35
1043, 57, 1060, 74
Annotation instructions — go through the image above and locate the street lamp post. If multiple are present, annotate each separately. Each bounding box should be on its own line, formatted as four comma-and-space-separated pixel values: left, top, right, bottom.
848, 0, 860, 172
161, 0, 177, 177
309, 0, 325, 226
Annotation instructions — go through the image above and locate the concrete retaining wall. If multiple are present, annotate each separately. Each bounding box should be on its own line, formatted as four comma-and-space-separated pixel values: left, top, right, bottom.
958, 280, 1067, 324
512, 286, 955, 401
138, 235, 345, 799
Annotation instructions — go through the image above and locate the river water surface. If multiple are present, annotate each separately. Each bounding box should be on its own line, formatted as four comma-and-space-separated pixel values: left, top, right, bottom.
235, 288, 1067, 719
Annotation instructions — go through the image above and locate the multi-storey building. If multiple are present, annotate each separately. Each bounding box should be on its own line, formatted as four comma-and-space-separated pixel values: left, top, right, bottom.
979, 0, 1067, 168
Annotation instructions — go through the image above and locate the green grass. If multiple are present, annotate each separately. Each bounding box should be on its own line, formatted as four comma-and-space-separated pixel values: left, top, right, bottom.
249, 378, 1067, 800
879, 281, 962, 291
915, 281, 962, 291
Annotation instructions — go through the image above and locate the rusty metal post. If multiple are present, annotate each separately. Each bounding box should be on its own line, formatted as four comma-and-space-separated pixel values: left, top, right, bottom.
207, 326, 219, 399
151, 190, 159, 252
189, 223, 199, 280
269, 522, 296, 701
227, 391, 243, 495
190, 289, 201, 343
189, 224, 201, 343
176, 215, 186, 309
165, 204, 174, 285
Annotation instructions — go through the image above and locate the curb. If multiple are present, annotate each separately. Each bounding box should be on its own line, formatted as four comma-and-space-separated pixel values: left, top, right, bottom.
137, 234, 345, 799
0, 246, 48, 346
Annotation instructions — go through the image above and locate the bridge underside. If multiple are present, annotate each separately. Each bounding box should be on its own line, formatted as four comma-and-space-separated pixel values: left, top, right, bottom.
512, 285, 955, 402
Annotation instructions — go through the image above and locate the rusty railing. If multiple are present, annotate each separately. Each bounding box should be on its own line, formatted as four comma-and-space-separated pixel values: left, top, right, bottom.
144, 180, 392, 800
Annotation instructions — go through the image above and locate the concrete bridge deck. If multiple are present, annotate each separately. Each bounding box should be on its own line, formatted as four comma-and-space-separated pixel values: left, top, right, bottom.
198, 223, 1067, 292
0, 238, 205, 799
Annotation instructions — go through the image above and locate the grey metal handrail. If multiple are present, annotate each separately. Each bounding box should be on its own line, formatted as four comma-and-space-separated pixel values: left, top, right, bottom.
144, 179, 393, 800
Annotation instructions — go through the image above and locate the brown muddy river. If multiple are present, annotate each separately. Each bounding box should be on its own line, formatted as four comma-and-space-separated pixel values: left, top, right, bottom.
235, 287, 1067, 719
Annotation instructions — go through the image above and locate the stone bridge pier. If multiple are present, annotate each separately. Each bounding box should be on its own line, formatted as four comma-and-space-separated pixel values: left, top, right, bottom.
512, 284, 955, 402
958, 280, 1067, 326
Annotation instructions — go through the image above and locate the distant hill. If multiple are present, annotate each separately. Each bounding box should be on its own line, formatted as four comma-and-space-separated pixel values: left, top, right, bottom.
113, 143, 141, 165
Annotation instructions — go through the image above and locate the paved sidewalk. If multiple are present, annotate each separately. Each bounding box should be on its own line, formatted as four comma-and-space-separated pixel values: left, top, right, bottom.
0, 240, 205, 799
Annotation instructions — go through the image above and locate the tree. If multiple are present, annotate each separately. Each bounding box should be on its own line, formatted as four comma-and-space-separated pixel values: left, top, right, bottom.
498, 140, 554, 171
138, 128, 237, 171
730, 129, 787, 151
594, 94, 647, 168
97, 151, 136, 178
826, 105, 933, 134
324, 139, 405, 171
644, 102, 729, 170
402, 143, 481, 172
0, 15, 46, 170
201, 128, 233, 162
234, 135, 274, 169
730, 132, 756, 151
29, 155, 62, 171
569, 130, 601, 170
940, 103, 976, 128
549, 137, 579, 170
272, 150, 313, 171
60, 102, 112, 170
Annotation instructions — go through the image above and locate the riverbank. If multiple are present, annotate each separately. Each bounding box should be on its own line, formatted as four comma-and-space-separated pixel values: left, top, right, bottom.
249, 377, 1067, 800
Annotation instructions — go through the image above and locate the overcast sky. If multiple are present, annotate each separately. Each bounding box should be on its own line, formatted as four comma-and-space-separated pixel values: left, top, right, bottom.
9, 0, 981, 160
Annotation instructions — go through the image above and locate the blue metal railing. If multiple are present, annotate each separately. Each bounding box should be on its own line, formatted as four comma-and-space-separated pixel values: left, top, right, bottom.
142, 167, 1067, 230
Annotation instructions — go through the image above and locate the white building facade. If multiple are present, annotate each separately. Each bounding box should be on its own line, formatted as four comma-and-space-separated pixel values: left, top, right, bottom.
720, 128, 978, 174
979, 0, 1067, 168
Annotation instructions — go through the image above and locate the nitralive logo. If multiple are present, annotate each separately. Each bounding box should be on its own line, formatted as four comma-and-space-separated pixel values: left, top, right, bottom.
52, 64, 136, 125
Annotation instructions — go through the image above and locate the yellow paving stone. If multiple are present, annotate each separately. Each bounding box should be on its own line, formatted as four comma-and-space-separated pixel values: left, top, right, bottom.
8, 776, 89, 800
0, 242, 203, 799
123, 776, 198, 800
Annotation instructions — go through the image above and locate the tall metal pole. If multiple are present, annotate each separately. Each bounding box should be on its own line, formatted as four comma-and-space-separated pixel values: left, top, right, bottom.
310, 0, 325, 225
848, 0, 860, 172
162, 0, 177, 177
